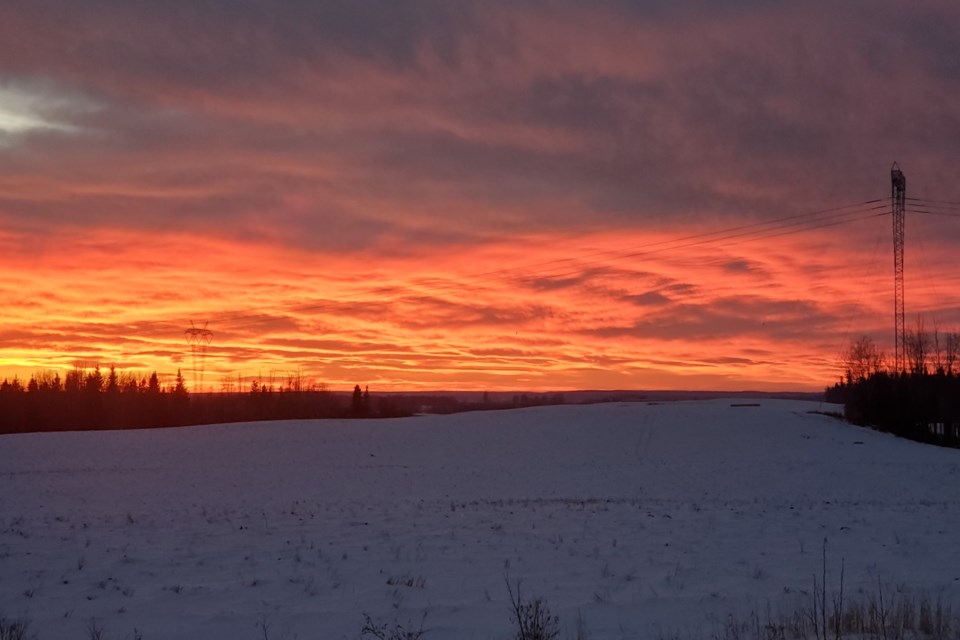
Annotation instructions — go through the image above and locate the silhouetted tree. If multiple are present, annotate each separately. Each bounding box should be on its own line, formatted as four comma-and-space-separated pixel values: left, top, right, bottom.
86, 366, 104, 394
147, 372, 160, 394
352, 384, 364, 416
173, 369, 188, 396
107, 366, 119, 394
843, 336, 885, 383
64, 368, 82, 393
906, 317, 930, 375
947, 332, 960, 376
1, 377, 23, 392
122, 375, 139, 394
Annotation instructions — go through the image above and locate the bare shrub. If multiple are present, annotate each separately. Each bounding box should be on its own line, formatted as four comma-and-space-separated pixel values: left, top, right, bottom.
827, 591, 958, 640
660, 545, 957, 640
86, 619, 105, 640
506, 577, 560, 640
0, 618, 30, 640
360, 613, 427, 640
679, 590, 959, 640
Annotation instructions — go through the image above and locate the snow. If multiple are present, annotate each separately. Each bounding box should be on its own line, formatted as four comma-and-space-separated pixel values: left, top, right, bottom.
2, 399, 959, 639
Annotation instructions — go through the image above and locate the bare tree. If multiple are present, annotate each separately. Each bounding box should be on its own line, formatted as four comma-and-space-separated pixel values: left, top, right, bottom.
844, 336, 885, 382
945, 331, 960, 376
906, 317, 930, 375
932, 322, 945, 374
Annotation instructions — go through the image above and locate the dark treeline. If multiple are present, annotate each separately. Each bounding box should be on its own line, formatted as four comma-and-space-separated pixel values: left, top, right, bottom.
827, 371, 960, 446
0, 367, 568, 434
0, 367, 356, 434
826, 326, 960, 447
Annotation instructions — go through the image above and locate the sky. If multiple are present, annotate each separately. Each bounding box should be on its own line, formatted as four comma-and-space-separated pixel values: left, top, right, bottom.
2, 0, 960, 392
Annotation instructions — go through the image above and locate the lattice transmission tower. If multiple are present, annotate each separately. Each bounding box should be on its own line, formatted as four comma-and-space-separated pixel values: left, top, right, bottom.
185, 321, 213, 392
891, 162, 906, 374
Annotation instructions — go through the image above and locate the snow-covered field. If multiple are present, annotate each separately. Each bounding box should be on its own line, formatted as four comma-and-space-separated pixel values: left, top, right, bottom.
2, 400, 959, 639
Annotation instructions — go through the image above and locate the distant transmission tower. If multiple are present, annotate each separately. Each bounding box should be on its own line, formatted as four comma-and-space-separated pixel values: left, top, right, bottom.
891, 162, 906, 374
185, 321, 213, 392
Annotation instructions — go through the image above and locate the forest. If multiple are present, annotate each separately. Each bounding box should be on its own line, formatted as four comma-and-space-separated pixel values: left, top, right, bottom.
0, 367, 351, 433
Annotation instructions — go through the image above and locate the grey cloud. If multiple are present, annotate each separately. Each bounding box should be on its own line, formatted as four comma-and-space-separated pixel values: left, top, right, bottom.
4, 1, 960, 253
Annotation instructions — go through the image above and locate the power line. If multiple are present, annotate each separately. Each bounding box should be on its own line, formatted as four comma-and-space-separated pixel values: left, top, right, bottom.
906, 201, 960, 210
391, 203, 888, 291
908, 208, 960, 219
512, 206, 888, 287
208, 199, 888, 328
39, 198, 899, 343
906, 196, 960, 207
445, 199, 886, 283
723, 210, 889, 248
199, 202, 889, 334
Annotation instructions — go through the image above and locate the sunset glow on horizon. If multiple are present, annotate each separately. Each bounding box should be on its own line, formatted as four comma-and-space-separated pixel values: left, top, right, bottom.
3, 1, 960, 392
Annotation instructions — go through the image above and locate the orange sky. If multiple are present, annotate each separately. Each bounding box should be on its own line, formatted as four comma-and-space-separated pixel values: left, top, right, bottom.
2, 212, 957, 392
2, 1, 960, 392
